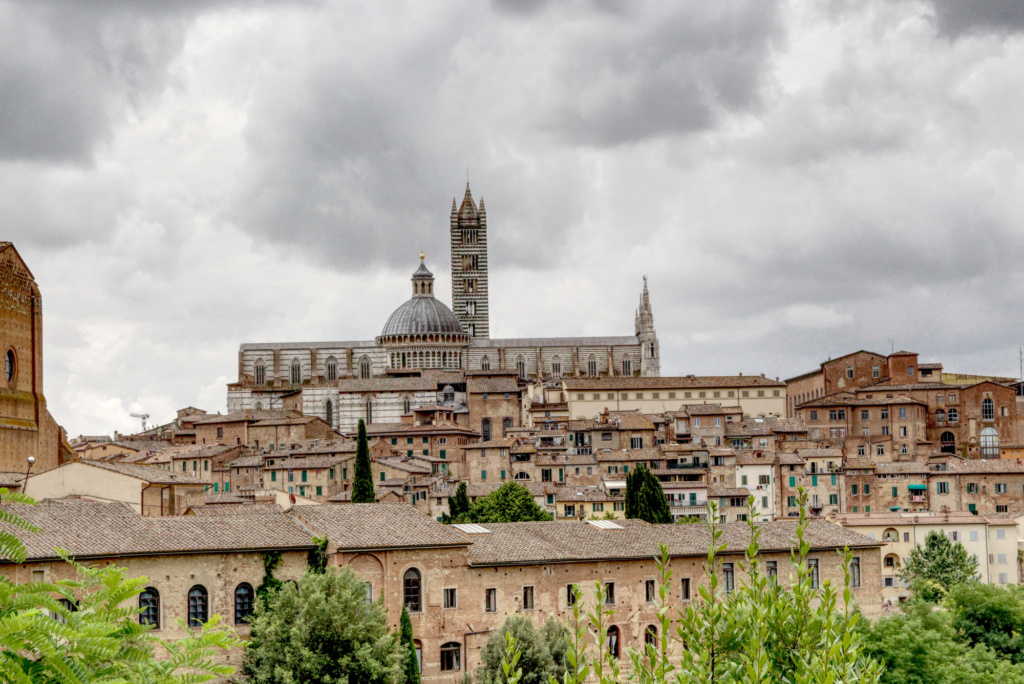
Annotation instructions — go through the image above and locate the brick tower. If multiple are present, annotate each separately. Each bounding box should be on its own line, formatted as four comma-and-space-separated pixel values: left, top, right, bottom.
450, 184, 489, 339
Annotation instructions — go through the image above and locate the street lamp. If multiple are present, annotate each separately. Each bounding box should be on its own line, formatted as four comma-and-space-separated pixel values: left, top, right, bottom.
23, 456, 35, 495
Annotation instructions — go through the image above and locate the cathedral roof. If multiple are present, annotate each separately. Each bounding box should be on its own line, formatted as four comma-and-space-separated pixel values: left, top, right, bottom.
381, 296, 464, 337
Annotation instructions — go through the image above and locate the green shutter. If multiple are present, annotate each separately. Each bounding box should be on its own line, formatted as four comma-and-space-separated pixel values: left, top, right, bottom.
892, 487, 898, 498
213, 483, 218, 492
481, 470, 487, 480
316, 486, 322, 496
380, 472, 386, 482
225, 482, 230, 492
440, 450, 446, 459
789, 476, 795, 487
831, 474, 837, 486
501, 470, 506, 480
302, 470, 307, 482
271, 471, 276, 482
864, 484, 870, 494
811, 475, 818, 487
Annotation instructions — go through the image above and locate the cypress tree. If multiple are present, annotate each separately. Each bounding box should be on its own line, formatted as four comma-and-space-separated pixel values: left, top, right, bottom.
625, 464, 672, 524
352, 419, 375, 503
445, 481, 470, 523
399, 605, 420, 684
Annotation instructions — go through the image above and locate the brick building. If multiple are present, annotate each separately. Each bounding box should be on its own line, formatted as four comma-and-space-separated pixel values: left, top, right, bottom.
0, 243, 70, 473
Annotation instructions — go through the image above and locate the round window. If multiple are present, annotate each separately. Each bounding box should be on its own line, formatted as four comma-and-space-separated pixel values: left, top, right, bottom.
4, 349, 14, 383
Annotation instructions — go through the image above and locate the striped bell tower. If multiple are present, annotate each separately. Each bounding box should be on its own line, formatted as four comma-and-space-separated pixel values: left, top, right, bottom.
450, 183, 489, 339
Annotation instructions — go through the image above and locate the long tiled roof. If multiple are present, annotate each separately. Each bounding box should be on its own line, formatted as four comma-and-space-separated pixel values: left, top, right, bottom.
188, 503, 283, 516
195, 410, 301, 425
566, 376, 784, 391
375, 457, 432, 474
467, 376, 521, 394
291, 504, 470, 550
594, 448, 662, 462
795, 448, 843, 459
464, 519, 880, 566
835, 512, 1017, 527
69, 460, 206, 485
0, 499, 313, 561
875, 462, 930, 474
946, 459, 1024, 474
605, 411, 656, 431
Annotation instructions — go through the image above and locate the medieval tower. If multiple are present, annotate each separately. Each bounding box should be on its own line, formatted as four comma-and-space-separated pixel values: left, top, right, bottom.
450, 184, 489, 339
636, 276, 660, 377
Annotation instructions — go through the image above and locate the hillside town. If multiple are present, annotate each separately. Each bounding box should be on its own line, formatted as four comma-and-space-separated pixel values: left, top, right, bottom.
2, 180, 1024, 679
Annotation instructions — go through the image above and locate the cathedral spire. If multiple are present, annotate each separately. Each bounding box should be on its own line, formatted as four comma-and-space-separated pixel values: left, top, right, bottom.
458, 182, 477, 216
635, 276, 659, 377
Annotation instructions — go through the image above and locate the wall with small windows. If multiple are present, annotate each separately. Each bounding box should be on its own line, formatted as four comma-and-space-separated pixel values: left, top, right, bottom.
2, 550, 309, 668
563, 378, 787, 421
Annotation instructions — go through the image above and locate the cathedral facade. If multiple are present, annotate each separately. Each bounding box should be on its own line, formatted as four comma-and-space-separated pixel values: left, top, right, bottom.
227, 185, 659, 431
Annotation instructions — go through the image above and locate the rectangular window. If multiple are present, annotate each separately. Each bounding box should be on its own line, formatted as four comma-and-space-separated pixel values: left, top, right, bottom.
881, 426, 890, 436
680, 578, 691, 600
567, 585, 577, 606
881, 408, 889, 419
301, 470, 307, 482
523, 586, 535, 610
829, 494, 838, 505
899, 407, 907, 419
444, 588, 457, 609
808, 558, 820, 589
850, 557, 861, 588
851, 484, 858, 495
760, 475, 770, 485
812, 475, 818, 487
787, 495, 796, 507
861, 409, 869, 420
766, 560, 778, 580
892, 487, 898, 498
481, 470, 487, 480
741, 475, 748, 485
605, 583, 615, 605
501, 470, 506, 480
645, 579, 656, 602
316, 486, 322, 496
271, 471, 277, 482
722, 563, 735, 594
876, 445, 885, 456
872, 365, 880, 378
810, 410, 818, 421
999, 554, 1008, 565
996, 483, 1007, 493
485, 588, 497, 613
864, 484, 871, 495
789, 476, 796, 487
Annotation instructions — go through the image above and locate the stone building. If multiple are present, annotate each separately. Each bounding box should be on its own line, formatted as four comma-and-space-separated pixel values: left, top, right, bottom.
226, 185, 659, 432
291, 504, 884, 679
0, 243, 70, 473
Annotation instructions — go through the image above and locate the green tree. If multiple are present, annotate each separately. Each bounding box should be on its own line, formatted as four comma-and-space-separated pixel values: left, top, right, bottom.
399, 606, 420, 684
900, 530, 979, 600
352, 418, 376, 503
624, 464, 672, 524
508, 494, 882, 684
243, 566, 403, 684
457, 482, 552, 524
442, 482, 471, 523
477, 615, 565, 684
946, 583, 1024, 662
0, 489, 239, 683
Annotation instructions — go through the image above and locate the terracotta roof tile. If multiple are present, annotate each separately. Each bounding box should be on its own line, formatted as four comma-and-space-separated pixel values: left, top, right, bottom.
291, 503, 470, 549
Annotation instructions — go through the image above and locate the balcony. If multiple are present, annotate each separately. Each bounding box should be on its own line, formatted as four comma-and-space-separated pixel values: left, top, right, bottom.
670, 505, 710, 518
666, 461, 708, 470
910, 495, 926, 503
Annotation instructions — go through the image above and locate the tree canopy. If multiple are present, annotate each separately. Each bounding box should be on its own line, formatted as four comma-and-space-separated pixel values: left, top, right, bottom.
899, 530, 979, 600
442, 481, 470, 523
399, 606, 420, 684
351, 418, 376, 503
477, 615, 566, 684
446, 481, 552, 524
243, 566, 403, 684
624, 464, 672, 524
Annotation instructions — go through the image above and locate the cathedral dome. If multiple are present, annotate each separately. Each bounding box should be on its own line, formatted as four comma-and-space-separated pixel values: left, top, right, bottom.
381, 296, 464, 337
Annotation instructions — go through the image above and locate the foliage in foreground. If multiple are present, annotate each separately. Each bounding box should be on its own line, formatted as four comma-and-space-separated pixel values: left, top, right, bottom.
499, 493, 881, 684
445, 482, 552, 524
0, 489, 239, 684
243, 565, 403, 684
477, 614, 566, 684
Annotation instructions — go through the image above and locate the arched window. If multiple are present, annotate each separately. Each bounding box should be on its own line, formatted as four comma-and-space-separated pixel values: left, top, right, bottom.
648, 341, 656, 358
254, 358, 266, 385
235, 583, 255, 624
482, 418, 491, 442
948, 408, 959, 424
4, 349, 14, 382
516, 356, 526, 380
366, 398, 373, 424
980, 427, 999, 458
291, 359, 301, 384
360, 356, 371, 379
325, 400, 334, 428
622, 357, 632, 376
588, 355, 598, 377
607, 625, 620, 659
139, 587, 160, 627
404, 396, 411, 414
403, 568, 422, 612
513, 471, 530, 480
440, 642, 461, 671
645, 625, 657, 648
254, 401, 263, 410
503, 417, 512, 436
982, 398, 994, 421
940, 431, 956, 453
326, 356, 338, 381
884, 553, 901, 568
935, 409, 946, 424
882, 528, 898, 542
481, 356, 490, 371
188, 585, 208, 627
551, 355, 561, 377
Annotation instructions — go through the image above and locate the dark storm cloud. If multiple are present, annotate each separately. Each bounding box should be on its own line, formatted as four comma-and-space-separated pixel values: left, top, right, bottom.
929, 0, 1024, 37
229, 0, 784, 271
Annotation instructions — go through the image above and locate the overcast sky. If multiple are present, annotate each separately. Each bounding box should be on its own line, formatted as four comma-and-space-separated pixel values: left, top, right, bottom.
4, 0, 1023, 436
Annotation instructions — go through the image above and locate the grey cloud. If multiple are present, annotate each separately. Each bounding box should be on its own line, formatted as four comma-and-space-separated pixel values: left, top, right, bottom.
928, 0, 1024, 37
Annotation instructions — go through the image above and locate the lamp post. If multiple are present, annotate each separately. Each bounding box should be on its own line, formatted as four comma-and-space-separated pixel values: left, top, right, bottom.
23, 455, 35, 495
